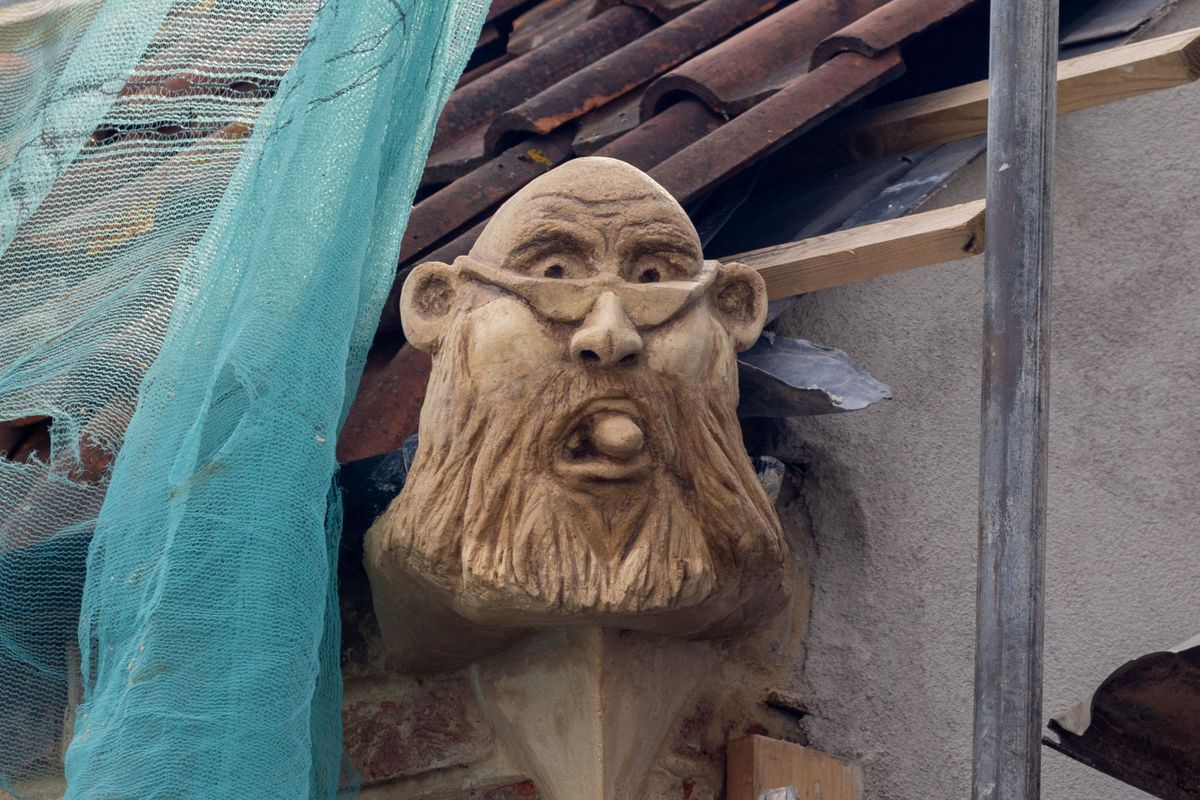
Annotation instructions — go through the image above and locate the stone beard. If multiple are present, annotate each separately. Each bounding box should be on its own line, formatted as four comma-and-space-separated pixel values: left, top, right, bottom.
385, 310, 782, 625
365, 156, 788, 670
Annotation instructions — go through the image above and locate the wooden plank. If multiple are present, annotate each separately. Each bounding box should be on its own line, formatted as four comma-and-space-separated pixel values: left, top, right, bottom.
727, 735, 862, 800
730, 198, 985, 300
817, 25, 1200, 163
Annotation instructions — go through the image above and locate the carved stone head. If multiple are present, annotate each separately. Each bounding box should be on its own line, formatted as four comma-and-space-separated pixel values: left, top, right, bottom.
365, 157, 786, 671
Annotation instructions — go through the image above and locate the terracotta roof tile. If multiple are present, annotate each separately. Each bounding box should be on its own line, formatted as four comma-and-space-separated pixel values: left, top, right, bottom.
651, 50, 901, 203
640, 0, 888, 116
455, 52, 513, 89
428, 5, 654, 179
486, 0, 781, 150
594, 96, 723, 169
378, 0, 983, 339
810, 0, 975, 67
400, 129, 574, 264
508, 0, 599, 54
606, 0, 708, 20
572, 90, 646, 154
402, 0, 980, 269
486, 0, 543, 22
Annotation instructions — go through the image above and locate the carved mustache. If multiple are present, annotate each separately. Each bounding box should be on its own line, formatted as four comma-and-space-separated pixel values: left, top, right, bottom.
531, 365, 686, 472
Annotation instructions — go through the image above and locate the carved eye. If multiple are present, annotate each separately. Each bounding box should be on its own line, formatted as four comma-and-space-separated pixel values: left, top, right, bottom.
543, 264, 565, 279
637, 268, 660, 284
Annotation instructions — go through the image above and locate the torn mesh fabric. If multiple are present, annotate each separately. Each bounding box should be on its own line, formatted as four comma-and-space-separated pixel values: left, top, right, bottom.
0, 0, 486, 796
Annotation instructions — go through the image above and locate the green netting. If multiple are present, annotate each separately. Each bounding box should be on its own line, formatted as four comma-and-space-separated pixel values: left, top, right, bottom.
0, 0, 486, 796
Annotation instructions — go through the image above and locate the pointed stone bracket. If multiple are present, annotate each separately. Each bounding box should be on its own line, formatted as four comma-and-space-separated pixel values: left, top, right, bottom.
469, 628, 720, 800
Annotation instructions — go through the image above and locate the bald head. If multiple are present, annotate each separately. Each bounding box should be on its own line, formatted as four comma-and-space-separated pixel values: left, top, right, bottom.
471, 157, 703, 281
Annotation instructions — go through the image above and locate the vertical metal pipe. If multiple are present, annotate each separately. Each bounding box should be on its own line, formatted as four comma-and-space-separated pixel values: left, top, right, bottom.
972, 0, 1058, 796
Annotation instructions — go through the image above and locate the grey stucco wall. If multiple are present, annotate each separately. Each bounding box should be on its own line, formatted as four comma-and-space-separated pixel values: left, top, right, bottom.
774, 5, 1200, 798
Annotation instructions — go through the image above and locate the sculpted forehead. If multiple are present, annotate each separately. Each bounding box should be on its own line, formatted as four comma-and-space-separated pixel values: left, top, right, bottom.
471, 157, 701, 272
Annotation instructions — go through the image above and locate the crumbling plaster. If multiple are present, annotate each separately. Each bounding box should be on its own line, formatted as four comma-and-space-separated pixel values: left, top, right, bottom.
771, 4, 1200, 798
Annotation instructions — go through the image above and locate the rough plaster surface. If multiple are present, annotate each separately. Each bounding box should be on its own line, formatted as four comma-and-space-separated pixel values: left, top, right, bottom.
773, 5, 1200, 798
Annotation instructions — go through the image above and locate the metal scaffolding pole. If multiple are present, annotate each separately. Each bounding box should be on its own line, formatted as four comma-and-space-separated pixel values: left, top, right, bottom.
973, 0, 1058, 796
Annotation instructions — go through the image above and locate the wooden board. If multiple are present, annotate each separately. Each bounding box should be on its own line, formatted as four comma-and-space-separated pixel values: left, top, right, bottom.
727, 735, 863, 800
813, 25, 1200, 163
731, 198, 985, 300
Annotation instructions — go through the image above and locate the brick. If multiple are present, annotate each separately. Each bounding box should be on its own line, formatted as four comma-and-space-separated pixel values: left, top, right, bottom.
342, 673, 494, 785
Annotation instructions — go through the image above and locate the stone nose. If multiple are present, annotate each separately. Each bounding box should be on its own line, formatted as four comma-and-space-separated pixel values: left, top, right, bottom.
570, 291, 643, 366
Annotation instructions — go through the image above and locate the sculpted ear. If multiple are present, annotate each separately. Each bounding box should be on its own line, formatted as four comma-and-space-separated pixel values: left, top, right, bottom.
400, 261, 460, 353
710, 261, 768, 352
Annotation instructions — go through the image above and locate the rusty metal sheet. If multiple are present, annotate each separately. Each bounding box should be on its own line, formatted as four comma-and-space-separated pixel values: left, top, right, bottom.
508, 0, 601, 55
429, 5, 653, 164
485, 0, 781, 152
642, 0, 886, 117
399, 129, 573, 264
595, 96, 722, 169
810, 0, 974, 68
1059, 0, 1171, 51
650, 50, 903, 205
1045, 639, 1200, 800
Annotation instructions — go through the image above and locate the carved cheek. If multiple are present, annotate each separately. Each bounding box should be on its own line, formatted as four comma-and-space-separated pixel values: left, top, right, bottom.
465, 297, 560, 393
642, 306, 726, 384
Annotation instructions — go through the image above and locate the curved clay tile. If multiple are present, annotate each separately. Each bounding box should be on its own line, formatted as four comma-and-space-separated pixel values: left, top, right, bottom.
641, 0, 888, 117
809, 0, 974, 68
650, 50, 902, 204
594, 97, 722, 170
572, 91, 646, 154
596, 0, 707, 21
508, 0, 601, 55
399, 129, 574, 265
487, 0, 542, 22
455, 53, 514, 90
428, 5, 654, 175
484, 0, 782, 153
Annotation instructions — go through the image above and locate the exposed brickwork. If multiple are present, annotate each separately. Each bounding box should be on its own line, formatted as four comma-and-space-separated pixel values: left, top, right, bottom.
478, 779, 541, 799
342, 674, 494, 785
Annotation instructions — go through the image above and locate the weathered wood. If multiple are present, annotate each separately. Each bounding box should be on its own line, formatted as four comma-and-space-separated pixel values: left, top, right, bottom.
817, 25, 1200, 163
972, 0, 1057, 794
727, 735, 862, 800
730, 199, 985, 300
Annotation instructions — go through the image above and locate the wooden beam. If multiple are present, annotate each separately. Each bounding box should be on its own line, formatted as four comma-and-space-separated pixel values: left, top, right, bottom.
815, 26, 1200, 163
727, 735, 863, 800
730, 198, 985, 300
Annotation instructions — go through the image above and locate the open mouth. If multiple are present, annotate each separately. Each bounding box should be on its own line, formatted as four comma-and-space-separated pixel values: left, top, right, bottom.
554, 399, 651, 482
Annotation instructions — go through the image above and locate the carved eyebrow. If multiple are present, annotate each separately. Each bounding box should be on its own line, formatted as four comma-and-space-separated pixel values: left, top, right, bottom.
616, 220, 700, 255
504, 226, 599, 271
617, 225, 702, 274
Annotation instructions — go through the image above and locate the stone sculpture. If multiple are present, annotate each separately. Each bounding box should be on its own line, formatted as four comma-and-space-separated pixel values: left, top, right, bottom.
365, 156, 787, 672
